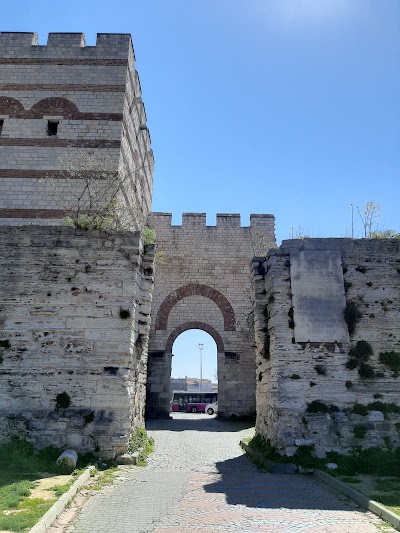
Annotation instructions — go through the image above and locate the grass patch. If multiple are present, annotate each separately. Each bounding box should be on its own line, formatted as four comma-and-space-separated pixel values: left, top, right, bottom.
128, 428, 155, 466
340, 475, 400, 518
0, 498, 55, 532
0, 480, 33, 510
91, 467, 119, 491
247, 434, 400, 477
339, 476, 361, 484
0, 439, 103, 531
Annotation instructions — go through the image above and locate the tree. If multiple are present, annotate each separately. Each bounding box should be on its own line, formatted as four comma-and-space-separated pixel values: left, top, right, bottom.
370, 229, 400, 239
41, 151, 150, 232
356, 202, 381, 238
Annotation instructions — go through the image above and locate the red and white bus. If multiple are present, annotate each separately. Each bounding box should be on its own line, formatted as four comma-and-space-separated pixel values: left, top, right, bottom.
171, 391, 218, 413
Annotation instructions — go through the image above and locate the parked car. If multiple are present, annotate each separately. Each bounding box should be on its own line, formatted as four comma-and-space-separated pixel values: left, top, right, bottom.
205, 402, 218, 415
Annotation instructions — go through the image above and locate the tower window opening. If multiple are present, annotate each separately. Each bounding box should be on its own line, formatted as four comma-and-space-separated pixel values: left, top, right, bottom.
0, 120, 4, 135
46, 120, 59, 136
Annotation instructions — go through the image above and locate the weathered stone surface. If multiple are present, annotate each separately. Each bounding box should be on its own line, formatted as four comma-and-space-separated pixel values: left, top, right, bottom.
253, 238, 400, 457
0, 32, 153, 230
0, 226, 154, 458
115, 453, 135, 465
146, 212, 276, 418
368, 410, 385, 422
290, 251, 349, 343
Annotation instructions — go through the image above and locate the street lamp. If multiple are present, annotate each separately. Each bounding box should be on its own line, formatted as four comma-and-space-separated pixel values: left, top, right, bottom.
198, 343, 204, 392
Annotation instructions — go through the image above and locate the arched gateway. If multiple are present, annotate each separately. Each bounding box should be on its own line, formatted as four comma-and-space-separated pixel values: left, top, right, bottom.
146, 212, 275, 418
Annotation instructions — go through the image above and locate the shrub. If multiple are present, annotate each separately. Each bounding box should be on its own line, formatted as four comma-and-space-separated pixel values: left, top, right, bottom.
349, 340, 373, 362
314, 365, 326, 376
353, 425, 367, 439
290, 374, 301, 380
346, 341, 375, 378
367, 402, 400, 415
379, 351, 400, 377
143, 226, 156, 245
358, 362, 376, 379
345, 358, 358, 370
344, 281, 353, 292
344, 302, 362, 335
128, 427, 154, 466
351, 403, 368, 416
345, 381, 353, 389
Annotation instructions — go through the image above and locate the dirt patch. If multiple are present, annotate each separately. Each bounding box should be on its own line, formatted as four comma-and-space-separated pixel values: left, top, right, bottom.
30, 474, 72, 500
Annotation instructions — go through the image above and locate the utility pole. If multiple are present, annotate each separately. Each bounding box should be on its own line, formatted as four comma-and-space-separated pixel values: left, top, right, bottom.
198, 343, 204, 393
351, 203, 354, 238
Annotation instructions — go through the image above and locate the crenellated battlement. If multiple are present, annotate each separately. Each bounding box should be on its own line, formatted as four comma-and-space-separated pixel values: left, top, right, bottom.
148, 212, 275, 230
0, 32, 133, 59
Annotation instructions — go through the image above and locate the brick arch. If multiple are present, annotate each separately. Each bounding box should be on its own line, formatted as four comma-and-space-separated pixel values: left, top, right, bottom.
165, 321, 224, 353
30, 97, 79, 116
155, 284, 236, 331
0, 96, 24, 114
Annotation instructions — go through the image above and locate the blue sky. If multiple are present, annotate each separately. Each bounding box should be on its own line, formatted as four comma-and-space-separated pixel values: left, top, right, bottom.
2, 1, 399, 379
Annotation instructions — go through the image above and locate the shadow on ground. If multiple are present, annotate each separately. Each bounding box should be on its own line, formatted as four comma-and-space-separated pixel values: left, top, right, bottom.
203, 455, 368, 513
146, 414, 254, 432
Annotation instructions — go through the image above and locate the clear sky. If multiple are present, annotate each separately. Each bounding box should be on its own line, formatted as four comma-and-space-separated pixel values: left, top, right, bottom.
2, 0, 399, 379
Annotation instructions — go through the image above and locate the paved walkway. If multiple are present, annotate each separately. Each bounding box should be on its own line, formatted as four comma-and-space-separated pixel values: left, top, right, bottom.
68, 414, 393, 533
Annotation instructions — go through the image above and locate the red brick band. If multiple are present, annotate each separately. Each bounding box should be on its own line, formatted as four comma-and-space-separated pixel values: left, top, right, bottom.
0, 58, 127, 66
0, 96, 122, 121
0, 138, 121, 148
0, 169, 113, 179
0, 84, 126, 92
0, 209, 66, 218
165, 321, 225, 353
156, 284, 236, 331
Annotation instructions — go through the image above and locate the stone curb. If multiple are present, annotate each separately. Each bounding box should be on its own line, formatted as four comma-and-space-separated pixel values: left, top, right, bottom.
240, 440, 275, 471
314, 469, 400, 531
28, 465, 96, 533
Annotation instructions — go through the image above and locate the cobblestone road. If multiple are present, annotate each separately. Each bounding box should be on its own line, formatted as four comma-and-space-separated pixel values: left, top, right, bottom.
69, 413, 394, 533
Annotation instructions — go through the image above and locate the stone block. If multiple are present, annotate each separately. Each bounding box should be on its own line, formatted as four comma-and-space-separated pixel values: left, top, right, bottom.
368, 410, 384, 422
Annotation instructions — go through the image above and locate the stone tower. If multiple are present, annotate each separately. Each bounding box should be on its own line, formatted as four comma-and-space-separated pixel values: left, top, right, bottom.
0, 32, 153, 227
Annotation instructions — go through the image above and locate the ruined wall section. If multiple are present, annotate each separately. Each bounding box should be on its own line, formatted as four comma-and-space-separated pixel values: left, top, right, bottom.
253, 238, 400, 457
0, 32, 153, 228
147, 212, 275, 418
0, 226, 154, 460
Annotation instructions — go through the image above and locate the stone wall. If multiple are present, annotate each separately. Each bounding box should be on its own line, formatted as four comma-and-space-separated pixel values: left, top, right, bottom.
253, 238, 400, 457
0, 225, 154, 460
0, 32, 153, 229
147, 212, 276, 418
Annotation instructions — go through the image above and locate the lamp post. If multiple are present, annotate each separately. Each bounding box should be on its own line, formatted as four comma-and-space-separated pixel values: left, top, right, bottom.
198, 343, 204, 392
